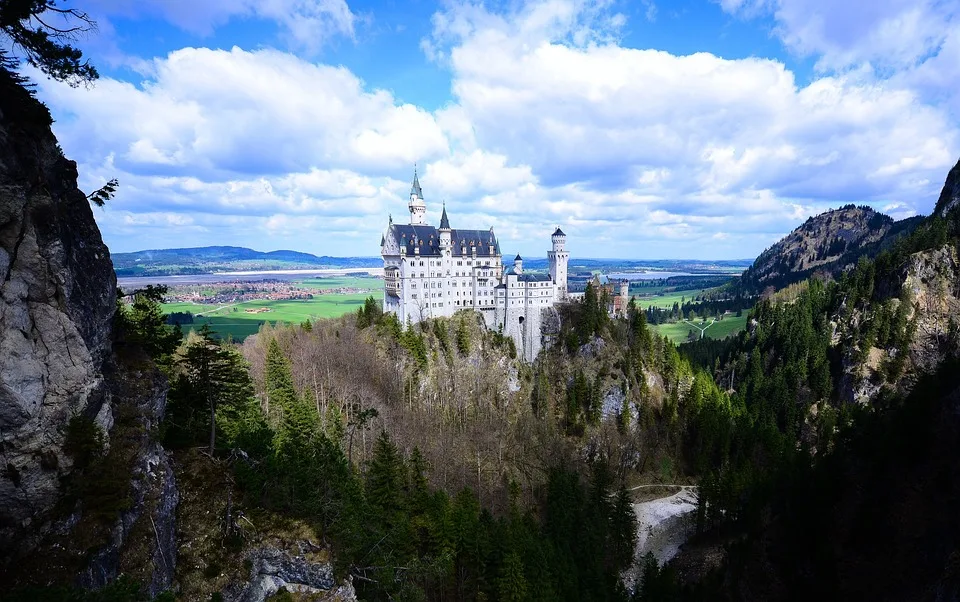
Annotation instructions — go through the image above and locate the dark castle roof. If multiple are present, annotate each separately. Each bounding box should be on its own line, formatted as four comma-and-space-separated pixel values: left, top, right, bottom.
552, 227, 565, 237
518, 273, 552, 282
391, 224, 499, 257
515, 254, 522, 261
439, 205, 450, 229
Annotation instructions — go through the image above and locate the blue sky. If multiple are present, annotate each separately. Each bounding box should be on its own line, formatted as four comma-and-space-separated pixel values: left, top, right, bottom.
13, 0, 960, 259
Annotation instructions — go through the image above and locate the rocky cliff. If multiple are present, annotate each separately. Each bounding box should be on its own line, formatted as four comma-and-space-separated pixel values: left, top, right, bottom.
0, 74, 116, 549
0, 69, 176, 595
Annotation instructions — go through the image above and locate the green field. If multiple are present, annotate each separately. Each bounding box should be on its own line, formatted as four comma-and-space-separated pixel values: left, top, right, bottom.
633, 289, 709, 310
296, 276, 381, 290
651, 314, 749, 344
163, 294, 371, 340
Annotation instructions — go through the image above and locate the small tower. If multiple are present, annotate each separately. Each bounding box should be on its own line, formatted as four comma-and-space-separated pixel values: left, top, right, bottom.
549, 227, 569, 298
514, 254, 523, 275
408, 166, 426, 225
439, 202, 451, 252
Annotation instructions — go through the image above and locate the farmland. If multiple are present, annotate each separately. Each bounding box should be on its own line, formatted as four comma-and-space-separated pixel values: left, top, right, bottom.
651, 314, 749, 344
634, 289, 709, 310
162, 293, 372, 340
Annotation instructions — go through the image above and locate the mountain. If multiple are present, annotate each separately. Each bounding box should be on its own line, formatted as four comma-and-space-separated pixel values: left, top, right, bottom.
665, 158, 960, 600
112, 246, 381, 276
736, 205, 922, 295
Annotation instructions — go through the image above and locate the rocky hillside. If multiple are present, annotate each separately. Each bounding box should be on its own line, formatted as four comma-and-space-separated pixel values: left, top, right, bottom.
0, 73, 117, 545
0, 68, 178, 595
737, 205, 920, 295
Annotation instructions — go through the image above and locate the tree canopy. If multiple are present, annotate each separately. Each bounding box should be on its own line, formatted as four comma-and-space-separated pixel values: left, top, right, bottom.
0, 1, 98, 85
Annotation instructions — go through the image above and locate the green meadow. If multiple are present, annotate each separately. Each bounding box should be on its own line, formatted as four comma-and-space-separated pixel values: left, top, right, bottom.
296, 276, 380, 290
633, 289, 709, 310
162, 293, 371, 340
651, 314, 749, 344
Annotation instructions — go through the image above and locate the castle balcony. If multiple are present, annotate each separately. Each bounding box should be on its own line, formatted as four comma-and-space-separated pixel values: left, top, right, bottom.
385, 267, 400, 297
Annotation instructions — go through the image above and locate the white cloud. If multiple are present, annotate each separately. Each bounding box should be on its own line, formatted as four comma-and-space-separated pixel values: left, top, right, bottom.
429, 0, 957, 207
38, 47, 448, 178
35, 0, 960, 259
718, 0, 960, 73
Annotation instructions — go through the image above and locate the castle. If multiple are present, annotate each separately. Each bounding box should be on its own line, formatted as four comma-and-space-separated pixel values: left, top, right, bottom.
380, 170, 569, 361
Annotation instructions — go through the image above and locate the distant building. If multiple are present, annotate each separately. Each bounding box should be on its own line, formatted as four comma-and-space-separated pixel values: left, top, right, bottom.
590, 275, 631, 318
380, 170, 570, 360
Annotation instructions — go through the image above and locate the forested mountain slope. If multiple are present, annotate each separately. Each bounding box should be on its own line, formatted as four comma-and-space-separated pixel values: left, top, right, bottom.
663, 158, 960, 601
735, 205, 921, 296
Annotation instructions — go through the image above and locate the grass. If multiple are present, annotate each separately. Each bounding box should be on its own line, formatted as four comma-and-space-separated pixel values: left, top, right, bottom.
633, 289, 709, 310
163, 293, 371, 340
296, 276, 381, 290
651, 314, 749, 344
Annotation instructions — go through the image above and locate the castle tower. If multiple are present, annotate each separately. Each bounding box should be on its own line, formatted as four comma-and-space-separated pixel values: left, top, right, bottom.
620, 280, 629, 300
408, 167, 426, 225
514, 254, 523, 275
548, 227, 569, 297
439, 203, 451, 251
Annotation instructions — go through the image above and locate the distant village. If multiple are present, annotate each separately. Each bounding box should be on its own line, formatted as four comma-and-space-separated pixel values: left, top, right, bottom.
162, 280, 374, 305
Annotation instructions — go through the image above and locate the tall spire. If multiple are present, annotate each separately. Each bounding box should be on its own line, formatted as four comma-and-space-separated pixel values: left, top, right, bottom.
439, 201, 450, 229
411, 164, 423, 199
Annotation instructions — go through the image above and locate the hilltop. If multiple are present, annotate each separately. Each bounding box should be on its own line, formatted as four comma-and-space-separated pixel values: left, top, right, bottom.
736, 205, 921, 295
112, 246, 381, 277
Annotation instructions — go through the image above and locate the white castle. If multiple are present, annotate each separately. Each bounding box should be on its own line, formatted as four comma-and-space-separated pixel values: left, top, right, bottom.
380, 170, 569, 361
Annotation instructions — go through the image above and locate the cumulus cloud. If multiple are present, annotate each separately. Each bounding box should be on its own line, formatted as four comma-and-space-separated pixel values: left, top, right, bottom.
426, 0, 957, 214
37, 0, 960, 258
718, 0, 960, 75
38, 47, 447, 178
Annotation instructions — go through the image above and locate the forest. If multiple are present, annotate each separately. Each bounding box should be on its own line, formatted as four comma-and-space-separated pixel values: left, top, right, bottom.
12, 201, 960, 601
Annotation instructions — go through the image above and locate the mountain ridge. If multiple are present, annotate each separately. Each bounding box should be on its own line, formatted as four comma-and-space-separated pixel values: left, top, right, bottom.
736, 205, 922, 295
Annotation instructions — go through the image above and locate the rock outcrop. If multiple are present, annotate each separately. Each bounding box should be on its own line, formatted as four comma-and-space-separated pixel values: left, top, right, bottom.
0, 69, 177, 597
0, 72, 116, 550
224, 545, 357, 602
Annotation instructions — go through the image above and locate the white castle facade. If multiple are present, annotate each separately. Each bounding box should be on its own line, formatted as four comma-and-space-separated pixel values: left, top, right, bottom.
380, 171, 569, 361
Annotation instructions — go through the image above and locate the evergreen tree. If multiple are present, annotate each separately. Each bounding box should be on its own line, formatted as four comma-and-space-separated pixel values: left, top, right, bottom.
180, 324, 254, 455
497, 550, 529, 602
0, 1, 99, 85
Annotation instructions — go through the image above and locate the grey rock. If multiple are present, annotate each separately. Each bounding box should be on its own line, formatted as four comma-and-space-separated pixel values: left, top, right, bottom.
224, 545, 356, 602
0, 74, 177, 599
0, 82, 115, 550
601, 386, 626, 420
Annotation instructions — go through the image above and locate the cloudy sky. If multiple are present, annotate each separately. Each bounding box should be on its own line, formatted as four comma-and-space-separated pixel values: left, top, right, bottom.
18, 0, 960, 259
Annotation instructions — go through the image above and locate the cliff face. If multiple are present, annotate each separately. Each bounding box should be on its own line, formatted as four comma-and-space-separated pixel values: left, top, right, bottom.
0, 81, 117, 548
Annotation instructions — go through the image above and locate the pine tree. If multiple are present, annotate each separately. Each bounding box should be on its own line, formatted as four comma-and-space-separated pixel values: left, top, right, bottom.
181, 323, 255, 455
497, 550, 529, 602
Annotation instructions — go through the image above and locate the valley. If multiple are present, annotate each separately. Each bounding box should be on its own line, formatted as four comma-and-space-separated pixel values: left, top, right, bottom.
3, 4, 960, 602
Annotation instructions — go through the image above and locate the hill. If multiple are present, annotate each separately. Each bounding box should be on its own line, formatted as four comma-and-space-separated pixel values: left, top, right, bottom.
112, 246, 381, 276
736, 205, 921, 295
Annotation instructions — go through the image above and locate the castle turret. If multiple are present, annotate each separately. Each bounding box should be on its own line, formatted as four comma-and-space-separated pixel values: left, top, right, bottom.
514, 254, 523, 275
408, 167, 426, 225
549, 227, 569, 298
439, 203, 451, 251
